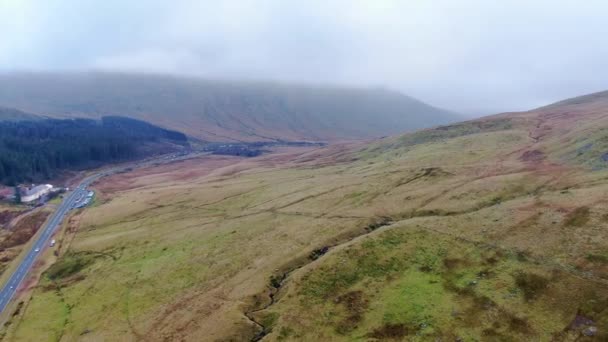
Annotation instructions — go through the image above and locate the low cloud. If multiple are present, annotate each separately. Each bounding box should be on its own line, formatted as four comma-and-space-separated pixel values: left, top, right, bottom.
1, 0, 608, 115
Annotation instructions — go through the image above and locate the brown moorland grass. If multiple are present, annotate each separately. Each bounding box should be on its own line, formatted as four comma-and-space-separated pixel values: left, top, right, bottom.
0, 210, 50, 278
6, 92, 608, 341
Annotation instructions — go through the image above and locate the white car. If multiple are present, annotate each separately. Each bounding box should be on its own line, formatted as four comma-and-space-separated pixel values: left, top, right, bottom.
34, 248, 40, 252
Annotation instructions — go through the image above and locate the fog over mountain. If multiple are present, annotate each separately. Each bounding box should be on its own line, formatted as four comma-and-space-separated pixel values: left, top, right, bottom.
0, 72, 457, 142
2, 0, 608, 115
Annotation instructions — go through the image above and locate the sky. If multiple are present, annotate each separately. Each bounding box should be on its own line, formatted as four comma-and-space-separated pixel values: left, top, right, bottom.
1, 0, 608, 115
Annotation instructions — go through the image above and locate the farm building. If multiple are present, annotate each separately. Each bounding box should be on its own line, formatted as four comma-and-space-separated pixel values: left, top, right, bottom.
21, 184, 53, 203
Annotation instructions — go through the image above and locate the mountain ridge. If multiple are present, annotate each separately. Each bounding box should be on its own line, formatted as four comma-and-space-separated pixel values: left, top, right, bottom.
0, 106, 43, 121
0, 72, 458, 142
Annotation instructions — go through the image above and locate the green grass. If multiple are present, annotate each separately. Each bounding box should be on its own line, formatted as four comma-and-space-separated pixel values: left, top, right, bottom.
11, 291, 69, 342
7, 102, 608, 341
45, 252, 96, 280
270, 227, 608, 341
300, 231, 409, 301
380, 269, 452, 332
8, 172, 368, 340
394, 118, 514, 147
47, 196, 63, 205
357, 117, 515, 160
560, 127, 608, 169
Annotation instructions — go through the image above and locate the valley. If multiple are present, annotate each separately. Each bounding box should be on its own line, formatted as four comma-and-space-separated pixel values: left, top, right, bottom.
3, 1, 608, 341
2, 91, 607, 341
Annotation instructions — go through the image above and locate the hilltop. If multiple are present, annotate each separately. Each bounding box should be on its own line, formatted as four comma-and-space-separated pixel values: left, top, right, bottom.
3, 90, 608, 341
0, 72, 457, 142
0, 107, 42, 122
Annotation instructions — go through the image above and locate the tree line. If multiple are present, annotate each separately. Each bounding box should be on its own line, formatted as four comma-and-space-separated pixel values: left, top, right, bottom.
0, 116, 188, 185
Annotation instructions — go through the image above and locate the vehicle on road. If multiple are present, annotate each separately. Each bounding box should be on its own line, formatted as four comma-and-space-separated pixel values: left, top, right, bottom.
0, 156, 184, 315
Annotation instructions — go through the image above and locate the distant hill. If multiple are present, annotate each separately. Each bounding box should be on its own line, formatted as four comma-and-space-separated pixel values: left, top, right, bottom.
536, 89, 608, 110
0, 72, 458, 142
364, 88, 608, 171
0, 107, 42, 121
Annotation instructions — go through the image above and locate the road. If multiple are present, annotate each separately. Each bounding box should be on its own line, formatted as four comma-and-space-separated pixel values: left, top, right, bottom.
0, 151, 206, 314
0, 172, 106, 314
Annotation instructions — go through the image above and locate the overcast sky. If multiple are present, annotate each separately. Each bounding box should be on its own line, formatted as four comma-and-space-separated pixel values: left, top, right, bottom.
1, 0, 608, 115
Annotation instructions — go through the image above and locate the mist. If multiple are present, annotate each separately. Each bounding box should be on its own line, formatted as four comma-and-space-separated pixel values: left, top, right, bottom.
2, 0, 608, 115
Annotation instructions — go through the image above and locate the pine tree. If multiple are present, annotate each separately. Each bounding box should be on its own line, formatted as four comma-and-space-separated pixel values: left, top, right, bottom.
14, 186, 21, 204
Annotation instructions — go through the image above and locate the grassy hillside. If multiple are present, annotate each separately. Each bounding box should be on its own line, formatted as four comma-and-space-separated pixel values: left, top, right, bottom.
4, 92, 608, 341
0, 72, 457, 142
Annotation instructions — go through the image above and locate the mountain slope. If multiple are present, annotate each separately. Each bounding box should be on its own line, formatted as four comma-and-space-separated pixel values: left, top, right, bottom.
0, 107, 42, 121
0, 72, 457, 142
5, 91, 608, 341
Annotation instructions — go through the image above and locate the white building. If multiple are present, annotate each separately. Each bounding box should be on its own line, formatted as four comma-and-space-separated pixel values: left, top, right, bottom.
21, 184, 53, 203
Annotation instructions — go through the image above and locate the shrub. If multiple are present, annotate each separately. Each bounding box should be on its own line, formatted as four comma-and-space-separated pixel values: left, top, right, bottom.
46, 252, 95, 280
514, 271, 549, 301
564, 207, 591, 227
